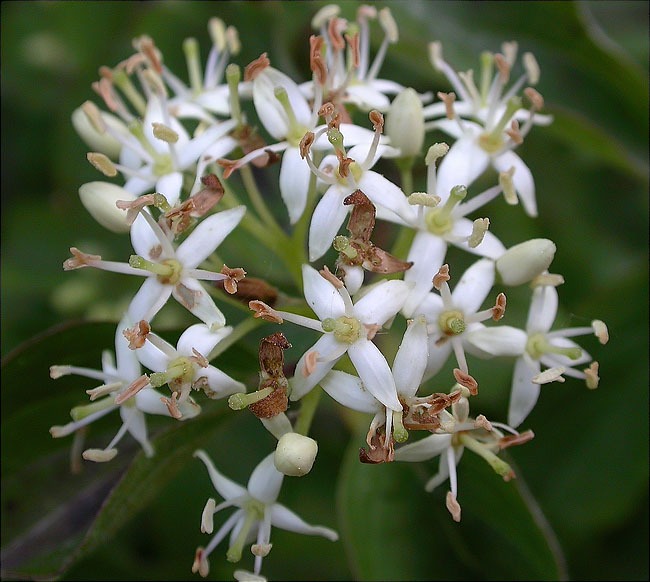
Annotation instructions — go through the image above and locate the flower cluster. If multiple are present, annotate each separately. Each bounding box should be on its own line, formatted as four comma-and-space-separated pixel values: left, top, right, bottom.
50, 4, 608, 580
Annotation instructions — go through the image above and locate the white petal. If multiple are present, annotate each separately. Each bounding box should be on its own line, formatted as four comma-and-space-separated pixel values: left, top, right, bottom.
194, 449, 247, 501
493, 151, 537, 217
353, 280, 409, 326
269, 503, 338, 540
345, 84, 391, 111
393, 317, 429, 397
451, 258, 495, 314
302, 264, 345, 321
177, 324, 232, 358
131, 212, 170, 260
308, 186, 350, 262
348, 341, 401, 410
290, 335, 347, 401
120, 406, 153, 456
175, 206, 245, 268
357, 172, 416, 224
280, 147, 312, 224
436, 135, 489, 202
172, 277, 226, 330
526, 285, 558, 333
394, 433, 453, 462
128, 278, 172, 324
114, 317, 142, 381
319, 370, 380, 413
465, 326, 527, 358
155, 172, 183, 206
402, 232, 447, 318
137, 334, 175, 372
247, 453, 284, 504
200, 366, 245, 398
341, 265, 364, 296
424, 337, 453, 380
508, 356, 541, 428
134, 387, 175, 415
253, 71, 290, 140
541, 337, 592, 368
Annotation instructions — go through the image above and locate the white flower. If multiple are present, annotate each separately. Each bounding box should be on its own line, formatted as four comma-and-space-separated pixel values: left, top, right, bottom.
467, 285, 608, 427
191, 450, 338, 579
63, 205, 245, 330
49, 317, 200, 462
416, 259, 505, 383
395, 394, 529, 522
137, 323, 245, 408
423, 41, 552, 216
251, 265, 408, 411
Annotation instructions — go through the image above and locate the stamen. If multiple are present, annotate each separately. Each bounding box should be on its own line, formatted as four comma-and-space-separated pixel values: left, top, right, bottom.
459, 433, 514, 480
584, 361, 600, 389
494, 53, 510, 84
201, 498, 217, 533
63, 247, 101, 270
220, 265, 247, 294
81, 100, 106, 133
408, 192, 440, 207
491, 293, 507, 321
468, 217, 489, 248
530, 272, 565, 287
82, 448, 118, 462
437, 91, 457, 120
524, 87, 544, 111
499, 429, 535, 449
249, 300, 283, 323
474, 414, 493, 431
161, 392, 183, 419
251, 543, 272, 557
319, 265, 343, 288
446, 491, 461, 522
499, 167, 518, 205
311, 4, 340, 29
532, 367, 566, 384
86, 152, 117, 177
123, 319, 151, 349
114, 374, 150, 405
152, 122, 179, 144
432, 264, 450, 290
453, 368, 478, 396
243, 53, 270, 82
592, 320, 609, 344
310, 35, 327, 85
86, 381, 123, 401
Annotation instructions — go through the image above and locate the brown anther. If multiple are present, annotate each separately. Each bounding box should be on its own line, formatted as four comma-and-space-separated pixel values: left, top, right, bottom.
217, 158, 241, 179
299, 132, 315, 158
584, 361, 600, 389
506, 119, 523, 145
359, 429, 395, 464
192, 547, 209, 577
492, 293, 507, 321
336, 152, 354, 178
494, 53, 511, 84
433, 264, 450, 290
93, 77, 119, 112
243, 52, 270, 81
474, 414, 493, 431
446, 491, 462, 522
136, 35, 163, 74
161, 392, 183, 420
249, 300, 283, 323
327, 17, 347, 52
123, 319, 151, 349
319, 265, 343, 288
117, 194, 155, 225
309, 35, 328, 85
119, 52, 148, 76
369, 110, 384, 133
499, 429, 535, 450
303, 350, 319, 377
115, 374, 150, 405
364, 323, 381, 340
524, 87, 544, 111
437, 91, 457, 120
63, 247, 101, 271
220, 265, 247, 294
453, 368, 478, 396
345, 31, 360, 68
98, 65, 113, 80
190, 348, 209, 368
318, 102, 337, 121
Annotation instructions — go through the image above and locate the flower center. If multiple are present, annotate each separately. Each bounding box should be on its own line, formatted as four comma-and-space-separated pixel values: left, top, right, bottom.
226, 498, 265, 563
149, 355, 196, 389
321, 316, 362, 344
525, 332, 583, 361
438, 310, 466, 336
425, 185, 466, 235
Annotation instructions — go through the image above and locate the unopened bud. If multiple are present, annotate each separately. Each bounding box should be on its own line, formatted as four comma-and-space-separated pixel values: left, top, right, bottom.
72, 105, 123, 158
496, 238, 556, 286
385, 88, 424, 158
79, 182, 137, 233
274, 432, 318, 477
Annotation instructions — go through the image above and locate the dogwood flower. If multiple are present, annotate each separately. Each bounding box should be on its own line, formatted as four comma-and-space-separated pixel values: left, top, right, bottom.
130, 322, 245, 414
424, 41, 552, 216
250, 265, 408, 411
416, 260, 506, 384
394, 392, 533, 521
63, 204, 246, 330
191, 449, 338, 578
467, 284, 608, 427
49, 317, 200, 462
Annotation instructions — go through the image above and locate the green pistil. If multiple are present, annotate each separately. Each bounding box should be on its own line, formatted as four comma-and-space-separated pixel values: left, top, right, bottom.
333, 236, 358, 260
228, 387, 274, 410
459, 433, 513, 478
478, 96, 522, 153
425, 185, 466, 235
393, 411, 409, 443
71, 396, 116, 421
226, 500, 264, 562
226, 64, 243, 125
322, 316, 362, 344
526, 333, 582, 361
153, 193, 172, 212
327, 128, 345, 155
438, 310, 466, 336
274, 87, 308, 145
129, 256, 182, 285
479, 51, 494, 105
128, 121, 158, 159
112, 68, 147, 116
149, 356, 194, 388
183, 37, 203, 94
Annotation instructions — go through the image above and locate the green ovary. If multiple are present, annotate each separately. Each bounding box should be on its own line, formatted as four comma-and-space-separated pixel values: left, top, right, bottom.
439, 310, 466, 336
322, 316, 362, 343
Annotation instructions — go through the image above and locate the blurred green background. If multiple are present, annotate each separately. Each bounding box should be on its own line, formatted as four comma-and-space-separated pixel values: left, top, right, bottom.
2, 1, 648, 581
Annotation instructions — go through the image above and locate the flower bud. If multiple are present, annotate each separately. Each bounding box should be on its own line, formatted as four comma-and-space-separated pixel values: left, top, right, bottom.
71, 106, 124, 159
79, 182, 137, 233
273, 432, 318, 477
385, 88, 424, 158
496, 238, 556, 286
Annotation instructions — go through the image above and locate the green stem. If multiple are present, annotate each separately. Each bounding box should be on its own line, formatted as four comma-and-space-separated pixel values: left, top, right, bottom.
240, 164, 284, 234
293, 386, 322, 436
